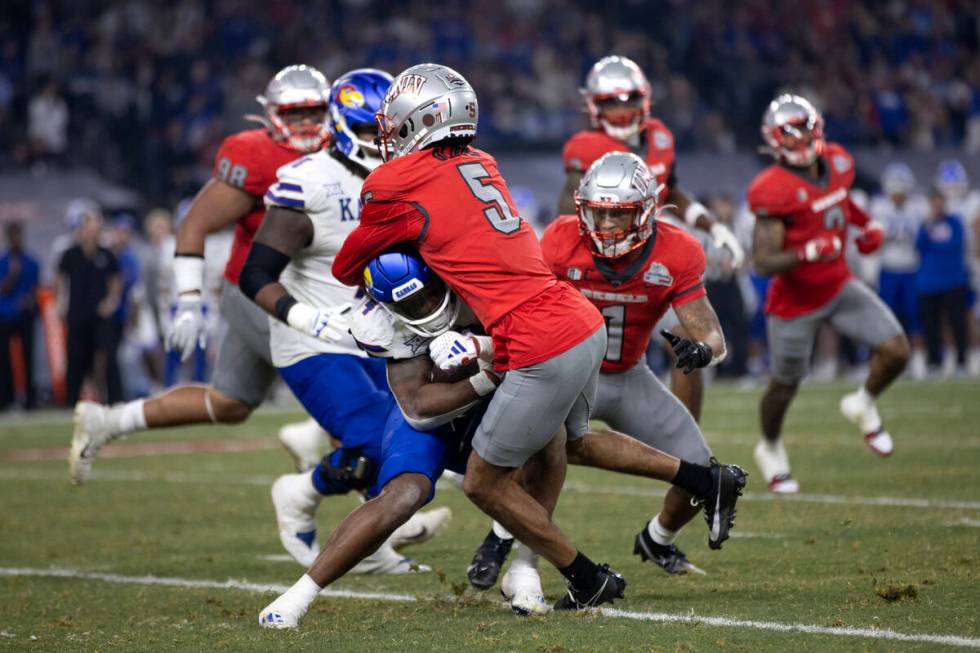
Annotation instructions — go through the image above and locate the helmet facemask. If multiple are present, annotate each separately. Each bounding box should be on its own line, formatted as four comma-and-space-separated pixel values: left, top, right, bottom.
761, 95, 825, 168
576, 196, 656, 259
588, 90, 650, 141
268, 103, 330, 153
379, 274, 460, 338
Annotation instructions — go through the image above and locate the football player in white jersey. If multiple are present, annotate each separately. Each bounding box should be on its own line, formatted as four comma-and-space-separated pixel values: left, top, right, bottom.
870, 163, 928, 377
239, 69, 450, 574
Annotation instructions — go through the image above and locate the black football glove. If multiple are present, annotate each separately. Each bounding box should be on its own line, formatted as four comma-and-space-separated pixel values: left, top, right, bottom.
661, 330, 713, 374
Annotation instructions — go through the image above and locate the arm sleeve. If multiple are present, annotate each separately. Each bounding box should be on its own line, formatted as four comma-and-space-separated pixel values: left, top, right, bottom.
670, 243, 707, 308
845, 195, 871, 227
332, 200, 427, 286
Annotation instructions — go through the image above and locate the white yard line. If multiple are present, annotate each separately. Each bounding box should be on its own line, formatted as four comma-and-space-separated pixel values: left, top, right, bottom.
1, 567, 978, 649
1, 467, 978, 511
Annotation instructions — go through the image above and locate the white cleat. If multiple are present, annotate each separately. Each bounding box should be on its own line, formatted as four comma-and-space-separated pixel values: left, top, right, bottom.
500, 564, 550, 616
271, 473, 322, 567
389, 507, 452, 548
753, 439, 799, 494
278, 418, 329, 472
69, 401, 114, 485
840, 390, 893, 457
349, 542, 430, 575
258, 595, 305, 629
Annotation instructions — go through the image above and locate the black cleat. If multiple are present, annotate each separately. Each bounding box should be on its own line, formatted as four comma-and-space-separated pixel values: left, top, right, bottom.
703, 458, 748, 550
554, 564, 626, 610
633, 527, 706, 575
466, 530, 514, 590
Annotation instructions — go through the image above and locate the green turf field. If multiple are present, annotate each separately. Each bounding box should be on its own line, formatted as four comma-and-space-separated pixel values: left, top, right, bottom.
1, 379, 979, 652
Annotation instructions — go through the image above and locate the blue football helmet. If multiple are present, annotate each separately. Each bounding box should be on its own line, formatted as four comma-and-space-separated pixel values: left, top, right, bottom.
363, 251, 459, 337
935, 159, 968, 198
329, 68, 393, 171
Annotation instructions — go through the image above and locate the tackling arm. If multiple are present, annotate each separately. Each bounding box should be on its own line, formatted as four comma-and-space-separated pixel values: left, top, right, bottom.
385, 355, 484, 424
239, 205, 313, 316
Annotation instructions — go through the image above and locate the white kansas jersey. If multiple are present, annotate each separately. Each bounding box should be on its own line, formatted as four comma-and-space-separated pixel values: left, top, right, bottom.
264, 150, 368, 367
349, 297, 482, 431
869, 193, 928, 273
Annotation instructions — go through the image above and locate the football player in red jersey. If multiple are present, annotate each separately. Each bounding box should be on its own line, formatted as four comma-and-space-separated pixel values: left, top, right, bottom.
749, 95, 909, 493
69, 65, 335, 484
560, 55, 744, 423
460, 152, 747, 603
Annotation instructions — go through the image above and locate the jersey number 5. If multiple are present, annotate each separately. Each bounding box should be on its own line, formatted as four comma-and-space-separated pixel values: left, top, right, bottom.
457, 162, 521, 234
601, 305, 625, 363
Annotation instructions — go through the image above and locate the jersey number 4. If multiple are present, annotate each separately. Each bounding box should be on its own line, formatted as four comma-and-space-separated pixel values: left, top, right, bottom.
457, 162, 521, 234
601, 305, 625, 363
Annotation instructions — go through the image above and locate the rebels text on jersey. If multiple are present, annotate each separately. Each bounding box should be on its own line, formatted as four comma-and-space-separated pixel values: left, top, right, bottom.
748, 142, 869, 319
212, 129, 304, 284
333, 146, 603, 371
541, 215, 706, 373
563, 118, 675, 201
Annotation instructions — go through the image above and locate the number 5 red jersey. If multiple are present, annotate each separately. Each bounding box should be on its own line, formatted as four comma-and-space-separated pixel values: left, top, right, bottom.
747, 142, 864, 319
540, 214, 707, 373
333, 146, 603, 370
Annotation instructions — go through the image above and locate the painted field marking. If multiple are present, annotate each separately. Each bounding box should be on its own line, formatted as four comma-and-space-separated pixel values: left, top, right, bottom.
0, 438, 280, 461
1, 567, 978, 649
1, 467, 978, 511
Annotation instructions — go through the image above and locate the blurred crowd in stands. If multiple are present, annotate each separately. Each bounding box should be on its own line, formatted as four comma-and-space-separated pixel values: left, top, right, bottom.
1, 0, 979, 205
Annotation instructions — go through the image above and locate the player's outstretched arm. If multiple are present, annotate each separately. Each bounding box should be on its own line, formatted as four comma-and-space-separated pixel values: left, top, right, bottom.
666, 184, 745, 267
387, 355, 493, 423
672, 295, 726, 367
752, 214, 800, 275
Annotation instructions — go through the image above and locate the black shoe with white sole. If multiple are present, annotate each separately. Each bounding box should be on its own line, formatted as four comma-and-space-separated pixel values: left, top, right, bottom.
703, 458, 747, 550
553, 564, 626, 611
633, 527, 705, 575
466, 530, 514, 590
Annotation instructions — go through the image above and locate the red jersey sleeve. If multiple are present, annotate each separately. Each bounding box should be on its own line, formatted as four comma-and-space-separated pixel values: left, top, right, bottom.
539, 215, 578, 276
212, 132, 273, 196
845, 195, 871, 227
669, 241, 707, 307
332, 199, 426, 286
747, 169, 794, 219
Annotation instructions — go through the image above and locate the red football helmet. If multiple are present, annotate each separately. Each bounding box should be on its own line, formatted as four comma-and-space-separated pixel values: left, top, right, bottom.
761, 94, 825, 167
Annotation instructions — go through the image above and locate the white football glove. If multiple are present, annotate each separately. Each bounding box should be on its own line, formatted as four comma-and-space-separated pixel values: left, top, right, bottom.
286, 302, 352, 343
710, 223, 745, 268
429, 331, 480, 371
166, 296, 206, 362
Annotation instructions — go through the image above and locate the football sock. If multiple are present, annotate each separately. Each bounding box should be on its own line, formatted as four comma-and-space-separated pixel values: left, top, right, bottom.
671, 460, 713, 499
279, 574, 322, 613
560, 551, 600, 588
512, 542, 539, 570
647, 513, 678, 546
108, 399, 147, 436
492, 521, 514, 541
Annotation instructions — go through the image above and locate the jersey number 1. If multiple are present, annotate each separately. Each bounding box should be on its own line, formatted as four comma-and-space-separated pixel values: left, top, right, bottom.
601, 305, 625, 363
457, 162, 521, 234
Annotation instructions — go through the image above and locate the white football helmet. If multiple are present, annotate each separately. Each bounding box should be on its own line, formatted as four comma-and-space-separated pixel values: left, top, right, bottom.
375, 63, 478, 162
575, 151, 659, 258
761, 94, 825, 167
257, 65, 331, 153
582, 55, 651, 141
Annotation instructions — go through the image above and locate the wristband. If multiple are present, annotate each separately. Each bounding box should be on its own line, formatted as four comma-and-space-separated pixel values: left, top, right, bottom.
471, 335, 494, 362
174, 254, 204, 296
275, 295, 298, 324
285, 302, 316, 331
468, 370, 499, 397
684, 201, 708, 227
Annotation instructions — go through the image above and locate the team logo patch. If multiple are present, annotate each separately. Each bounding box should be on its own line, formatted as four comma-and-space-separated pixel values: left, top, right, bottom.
567, 267, 583, 280
322, 182, 344, 197
797, 188, 808, 202
393, 278, 423, 300
337, 84, 365, 109
833, 154, 851, 173
653, 130, 671, 150
643, 262, 673, 286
